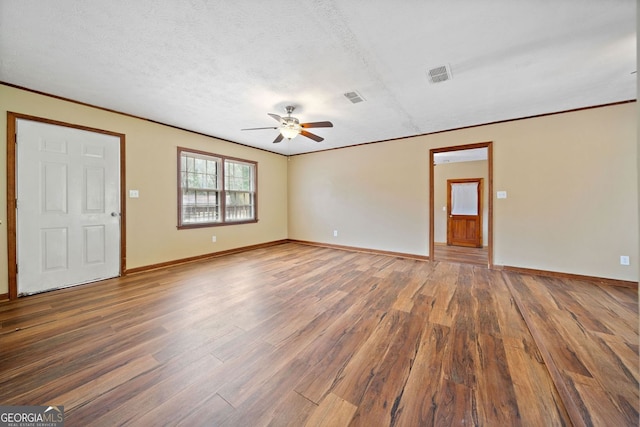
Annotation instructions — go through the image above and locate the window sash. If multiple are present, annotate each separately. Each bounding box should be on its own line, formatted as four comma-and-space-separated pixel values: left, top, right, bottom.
225, 160, 255, 191
179, 150, 222, 225
224, 159, 255, 222
225, 190, 255, 221
182, 189, 221, 224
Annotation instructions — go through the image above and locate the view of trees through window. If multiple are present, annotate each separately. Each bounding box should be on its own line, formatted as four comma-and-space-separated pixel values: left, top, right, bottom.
178, 148, 256, 227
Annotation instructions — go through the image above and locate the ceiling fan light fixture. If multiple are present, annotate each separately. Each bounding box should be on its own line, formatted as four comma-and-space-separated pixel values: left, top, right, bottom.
280, 123, 301, 139
242, 105, 332, 143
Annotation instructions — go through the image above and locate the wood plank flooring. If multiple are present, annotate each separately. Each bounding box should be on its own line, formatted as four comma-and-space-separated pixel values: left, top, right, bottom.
505, 272, 639, 427
0, 242, 636, 426
433, 243, 488, 266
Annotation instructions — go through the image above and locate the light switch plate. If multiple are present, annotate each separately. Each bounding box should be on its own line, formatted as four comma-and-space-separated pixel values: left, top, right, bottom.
497, 191, 507, 199
129, 190, 139, 198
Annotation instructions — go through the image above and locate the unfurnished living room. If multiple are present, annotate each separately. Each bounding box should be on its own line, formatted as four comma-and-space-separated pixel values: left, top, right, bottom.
0, 2, 637, 426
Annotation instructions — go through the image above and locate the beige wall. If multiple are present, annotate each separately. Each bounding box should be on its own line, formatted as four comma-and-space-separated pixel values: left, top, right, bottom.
434, 160, 488, 245
289, 102, 638, 281
0, 84, 288, 295
288, 141, 431, 255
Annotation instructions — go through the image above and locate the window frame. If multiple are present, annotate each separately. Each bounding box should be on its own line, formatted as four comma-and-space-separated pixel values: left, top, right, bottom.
177, 147, 258, 229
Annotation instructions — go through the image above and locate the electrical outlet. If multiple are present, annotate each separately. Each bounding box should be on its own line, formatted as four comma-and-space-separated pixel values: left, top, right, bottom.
333, 230, 338, 237
211, 235, 217, 243
620, 255, 629, 266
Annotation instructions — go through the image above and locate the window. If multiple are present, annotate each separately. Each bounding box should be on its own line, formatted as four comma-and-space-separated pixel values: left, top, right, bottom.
224, 158, 256, 221
178, 147, 257, 228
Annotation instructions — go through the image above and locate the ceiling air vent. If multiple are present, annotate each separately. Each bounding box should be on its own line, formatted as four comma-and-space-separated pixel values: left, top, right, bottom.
427, 65, 452, 83
344, 91, 365, 104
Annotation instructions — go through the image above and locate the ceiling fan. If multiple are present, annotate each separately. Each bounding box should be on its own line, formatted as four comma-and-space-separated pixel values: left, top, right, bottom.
242, 106, 333, 143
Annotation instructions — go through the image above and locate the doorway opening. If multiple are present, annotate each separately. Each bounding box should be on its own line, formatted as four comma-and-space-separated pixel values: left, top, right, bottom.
429, 142, 493, 267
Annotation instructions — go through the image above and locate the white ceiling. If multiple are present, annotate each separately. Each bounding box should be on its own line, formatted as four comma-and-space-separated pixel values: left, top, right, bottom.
434, 148, 487, 165
0, 1, 636, 156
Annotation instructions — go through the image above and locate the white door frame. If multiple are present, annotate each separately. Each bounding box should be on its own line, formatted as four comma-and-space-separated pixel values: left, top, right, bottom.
7, 112, 126, 299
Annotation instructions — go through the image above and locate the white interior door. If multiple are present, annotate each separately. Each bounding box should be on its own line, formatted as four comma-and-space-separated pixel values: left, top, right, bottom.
16, 119, 121, 295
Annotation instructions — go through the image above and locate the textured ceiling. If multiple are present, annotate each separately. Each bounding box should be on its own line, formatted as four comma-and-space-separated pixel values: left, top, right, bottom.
434, 148, 487, 165
0, 1, 636, 155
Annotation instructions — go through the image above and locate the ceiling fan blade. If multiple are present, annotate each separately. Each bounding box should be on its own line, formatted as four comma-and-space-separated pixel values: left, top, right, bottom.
272, 133, 284, 144
300, 121, 333, 128
300, 130, 324, 142
268, 113, 283, 123
241, 126, 278, 131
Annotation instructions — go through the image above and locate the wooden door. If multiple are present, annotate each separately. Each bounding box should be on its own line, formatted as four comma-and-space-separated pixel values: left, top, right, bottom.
16, 119, 121, 295
447, 178, 482, 248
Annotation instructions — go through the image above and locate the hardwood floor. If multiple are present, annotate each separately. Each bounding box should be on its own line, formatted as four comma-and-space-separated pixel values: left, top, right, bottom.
433, 243, 488, 266
0, 243, 636, 426
505, 272, 639, 426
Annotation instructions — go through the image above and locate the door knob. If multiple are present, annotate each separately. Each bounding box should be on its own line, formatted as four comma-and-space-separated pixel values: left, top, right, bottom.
111, 212, 120, 217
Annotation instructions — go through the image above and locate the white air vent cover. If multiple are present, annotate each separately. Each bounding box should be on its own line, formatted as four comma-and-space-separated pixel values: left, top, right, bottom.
427, 65, 452, 83
344, 91, 365, 103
